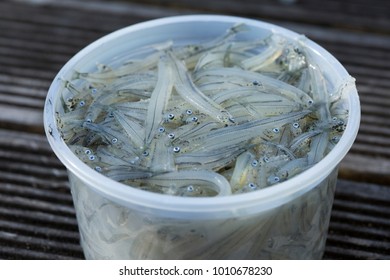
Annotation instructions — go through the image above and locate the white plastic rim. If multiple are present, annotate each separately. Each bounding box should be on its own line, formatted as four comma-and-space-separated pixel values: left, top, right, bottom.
44, 15, 360, 219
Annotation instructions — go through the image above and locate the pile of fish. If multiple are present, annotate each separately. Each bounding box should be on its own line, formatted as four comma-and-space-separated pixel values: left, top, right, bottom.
57, 23, 351, 197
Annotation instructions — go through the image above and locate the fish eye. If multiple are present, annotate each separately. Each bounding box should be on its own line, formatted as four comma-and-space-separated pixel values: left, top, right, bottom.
158, 127, 165, 133
293, 122, 300, 129
173, 146, 181, 153
273, 128, 280, 133
168, 133, 175, 139
186, 109, 193, 115
168, 113, 175, 120
111, 138, 118, 144
331, 136, 340, 143
248, 183, 257, 189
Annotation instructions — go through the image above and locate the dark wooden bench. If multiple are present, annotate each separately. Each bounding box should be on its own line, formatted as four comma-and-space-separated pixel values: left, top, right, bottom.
0, 0, 389, 259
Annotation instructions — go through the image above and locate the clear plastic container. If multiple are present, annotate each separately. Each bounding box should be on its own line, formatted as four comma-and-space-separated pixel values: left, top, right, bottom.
43, 15, 360, 259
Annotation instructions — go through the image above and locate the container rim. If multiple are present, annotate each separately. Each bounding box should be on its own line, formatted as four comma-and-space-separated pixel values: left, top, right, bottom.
43, 15, 360, 218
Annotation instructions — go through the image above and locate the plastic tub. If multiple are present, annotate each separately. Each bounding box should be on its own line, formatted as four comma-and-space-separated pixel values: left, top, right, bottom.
43, 15, 360, 259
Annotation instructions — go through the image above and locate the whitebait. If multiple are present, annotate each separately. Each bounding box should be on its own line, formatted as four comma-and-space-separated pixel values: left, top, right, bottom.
57, 24, 349, 197
194, 67, 314, 107
169, 52, 235, 124
184, 110, 311, 152
141, 170, 232, 196
144, 55, 174, 144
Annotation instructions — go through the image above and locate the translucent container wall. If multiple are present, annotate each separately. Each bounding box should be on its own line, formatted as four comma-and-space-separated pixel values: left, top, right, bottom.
44, 15, 360, 259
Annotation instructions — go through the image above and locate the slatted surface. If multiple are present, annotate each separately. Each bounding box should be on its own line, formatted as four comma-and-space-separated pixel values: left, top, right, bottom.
0, 0, 389, 259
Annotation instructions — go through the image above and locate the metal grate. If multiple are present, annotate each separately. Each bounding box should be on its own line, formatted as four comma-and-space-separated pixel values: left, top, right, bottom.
0, 0, 389, 259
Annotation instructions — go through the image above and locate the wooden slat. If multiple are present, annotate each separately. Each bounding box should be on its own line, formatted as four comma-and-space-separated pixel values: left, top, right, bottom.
340, 154, 390, 184
324, 245, 390, 260
0, 205, 78, 229
0, 193, 75, 216
329, 221, 390, 242
0, 246, 82, 260
0, 230, 81, 252
0, 105, 43, 133
328, 232, 390, 251
0, 18, 102, 48
0, 93, 44, 109
0, 219, 79, 242
0, 45, 70, 70
11, 0, 179, 20
123, 0, 390, 32
0, 182, 73, 204
323, 179, 390, 259
0, 2, 130, 32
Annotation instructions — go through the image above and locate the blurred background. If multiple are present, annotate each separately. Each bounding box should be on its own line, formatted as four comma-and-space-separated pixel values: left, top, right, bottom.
0, 0, 389, 259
